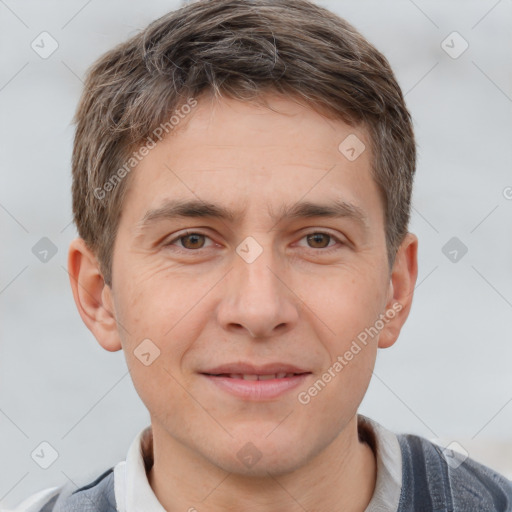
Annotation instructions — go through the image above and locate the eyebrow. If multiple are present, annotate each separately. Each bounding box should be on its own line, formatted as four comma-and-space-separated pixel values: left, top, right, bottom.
137, 198, 369, 233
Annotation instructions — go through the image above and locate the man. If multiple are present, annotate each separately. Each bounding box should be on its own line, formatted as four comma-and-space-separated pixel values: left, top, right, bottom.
14, 0, 512, 510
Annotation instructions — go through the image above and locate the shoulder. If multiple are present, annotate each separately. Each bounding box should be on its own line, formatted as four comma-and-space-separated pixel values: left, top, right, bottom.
397, 433, 512, 512
10, 467, 116, 512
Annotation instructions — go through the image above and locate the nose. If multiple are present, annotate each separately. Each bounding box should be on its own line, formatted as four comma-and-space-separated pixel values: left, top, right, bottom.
215, 241, 299, 339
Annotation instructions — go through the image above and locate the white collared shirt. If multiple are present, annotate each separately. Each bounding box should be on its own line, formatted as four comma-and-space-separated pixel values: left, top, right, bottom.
113, 426, 165, 512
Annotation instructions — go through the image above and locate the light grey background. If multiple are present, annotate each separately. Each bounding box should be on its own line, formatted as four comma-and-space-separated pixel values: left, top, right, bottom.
1, 0, 511, 507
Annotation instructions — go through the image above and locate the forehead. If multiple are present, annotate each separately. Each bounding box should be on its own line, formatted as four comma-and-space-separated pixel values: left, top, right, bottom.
121, 92, 384, 230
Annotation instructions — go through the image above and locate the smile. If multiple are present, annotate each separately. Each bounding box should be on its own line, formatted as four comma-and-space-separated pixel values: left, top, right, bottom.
201, 372, 311, 400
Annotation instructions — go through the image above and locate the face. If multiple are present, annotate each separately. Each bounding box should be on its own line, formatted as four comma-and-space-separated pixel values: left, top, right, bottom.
98, 92, 404, 476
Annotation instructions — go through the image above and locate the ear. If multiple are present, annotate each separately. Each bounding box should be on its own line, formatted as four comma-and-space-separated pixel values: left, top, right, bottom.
378, 232, 418, 349
67, 237, 122, 352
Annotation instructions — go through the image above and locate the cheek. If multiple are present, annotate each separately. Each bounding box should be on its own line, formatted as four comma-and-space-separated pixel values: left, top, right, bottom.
305, 269, 386, 344
127, 357, 198, 433
115, 265, 192, 334
298, 271, 383, 402
115, 282, 205, 421
115, 272, 210, 375
298, 336, 377, 429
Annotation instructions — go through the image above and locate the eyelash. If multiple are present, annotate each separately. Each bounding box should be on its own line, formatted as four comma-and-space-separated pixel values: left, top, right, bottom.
164, 230, 345, 255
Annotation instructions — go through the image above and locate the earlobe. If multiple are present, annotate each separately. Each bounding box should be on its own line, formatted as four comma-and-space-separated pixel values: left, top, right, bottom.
67, 237, 122, 352
378, 233, 419, 349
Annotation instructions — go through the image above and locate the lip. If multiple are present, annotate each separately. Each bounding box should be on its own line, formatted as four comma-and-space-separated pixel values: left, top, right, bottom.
201, 362, 310, 375
201, 373, 311, 400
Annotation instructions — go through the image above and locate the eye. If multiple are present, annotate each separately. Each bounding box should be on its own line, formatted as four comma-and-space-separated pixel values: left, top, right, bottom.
165, 231, 214, 251
298, 231, 344, 253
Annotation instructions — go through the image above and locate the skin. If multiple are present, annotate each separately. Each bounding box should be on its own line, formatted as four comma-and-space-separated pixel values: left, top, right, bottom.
68, 92, 418, 512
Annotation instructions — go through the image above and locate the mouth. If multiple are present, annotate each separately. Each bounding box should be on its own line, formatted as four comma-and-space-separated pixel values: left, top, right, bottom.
202, 372, 309, 380
200, 372, 312, 400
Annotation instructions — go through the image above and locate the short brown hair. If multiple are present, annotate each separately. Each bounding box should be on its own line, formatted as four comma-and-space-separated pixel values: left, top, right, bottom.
72, 0, 416, 287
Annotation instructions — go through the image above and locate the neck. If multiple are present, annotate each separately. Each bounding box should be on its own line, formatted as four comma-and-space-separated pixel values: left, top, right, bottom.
147, 414, 377, 512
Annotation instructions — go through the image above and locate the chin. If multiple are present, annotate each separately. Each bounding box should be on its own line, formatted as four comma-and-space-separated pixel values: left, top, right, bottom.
219, 450, 307, 479
207, 432, 315, 478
